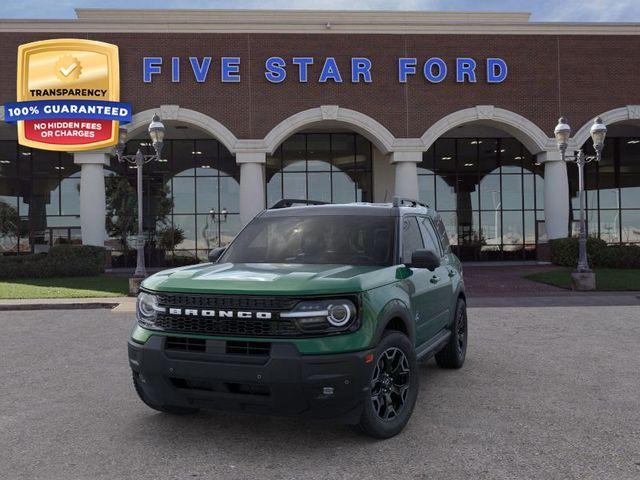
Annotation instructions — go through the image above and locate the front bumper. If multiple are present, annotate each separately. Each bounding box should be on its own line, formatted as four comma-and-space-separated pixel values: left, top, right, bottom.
128, 335, 374, 423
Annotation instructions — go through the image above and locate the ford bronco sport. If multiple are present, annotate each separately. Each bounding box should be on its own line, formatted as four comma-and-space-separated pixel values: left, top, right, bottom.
128, 197, 467, 438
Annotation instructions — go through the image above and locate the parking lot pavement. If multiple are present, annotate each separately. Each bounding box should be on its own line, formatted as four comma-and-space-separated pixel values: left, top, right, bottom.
1, 307, 639, 480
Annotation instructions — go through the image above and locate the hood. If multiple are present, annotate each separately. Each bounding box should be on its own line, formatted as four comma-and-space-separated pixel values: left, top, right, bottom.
142, 262, 398, 295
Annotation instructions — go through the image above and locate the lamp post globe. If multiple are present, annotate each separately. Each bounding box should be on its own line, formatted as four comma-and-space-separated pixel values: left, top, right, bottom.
590, 116, 607, 154
554, 117, 571, 155
148, 113, 165, 157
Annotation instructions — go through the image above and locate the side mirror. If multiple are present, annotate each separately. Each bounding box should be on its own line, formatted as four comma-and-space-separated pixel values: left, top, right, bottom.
407, 249, 440, 271
208, 247, 226, 263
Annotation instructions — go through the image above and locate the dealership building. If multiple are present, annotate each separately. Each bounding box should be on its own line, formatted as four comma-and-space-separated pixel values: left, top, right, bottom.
0, 9, 639, 265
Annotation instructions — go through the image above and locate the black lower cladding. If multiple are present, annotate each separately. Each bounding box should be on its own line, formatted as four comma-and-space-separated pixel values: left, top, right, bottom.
128, 336, 374, 422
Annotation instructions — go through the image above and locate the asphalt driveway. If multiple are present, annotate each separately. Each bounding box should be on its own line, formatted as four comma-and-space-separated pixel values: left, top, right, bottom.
1, 305, 639, 480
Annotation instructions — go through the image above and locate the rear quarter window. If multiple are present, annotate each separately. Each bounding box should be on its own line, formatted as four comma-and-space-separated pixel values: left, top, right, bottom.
433, 215, 451, 253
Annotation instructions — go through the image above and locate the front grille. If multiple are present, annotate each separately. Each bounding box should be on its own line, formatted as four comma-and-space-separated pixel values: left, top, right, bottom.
170, 377, 271, 396
165, 336, 206, 352
156, 293, 298, 311
154, 314, 297, 337
226, 341, 271, 356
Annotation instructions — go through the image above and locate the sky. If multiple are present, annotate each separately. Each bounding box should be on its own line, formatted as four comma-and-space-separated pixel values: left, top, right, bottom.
1, 0, 639, 22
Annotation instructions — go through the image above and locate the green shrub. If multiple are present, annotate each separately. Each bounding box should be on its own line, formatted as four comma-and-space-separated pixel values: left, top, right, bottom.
0, 245, 106, 279
550, 237, 640, 268
593, 244, 640, 268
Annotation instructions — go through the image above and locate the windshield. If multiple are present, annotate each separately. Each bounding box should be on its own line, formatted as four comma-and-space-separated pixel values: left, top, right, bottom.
220, 215, 396, 266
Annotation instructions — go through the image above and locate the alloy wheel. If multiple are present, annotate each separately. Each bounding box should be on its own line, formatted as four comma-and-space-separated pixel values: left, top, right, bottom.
370, 347, 411, 420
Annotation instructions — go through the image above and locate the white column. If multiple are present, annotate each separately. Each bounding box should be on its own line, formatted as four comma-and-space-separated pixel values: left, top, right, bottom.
538, 151, 569, 239
237, 151, 266, 225
391, 151, 421, 200
74, 151, 110, 246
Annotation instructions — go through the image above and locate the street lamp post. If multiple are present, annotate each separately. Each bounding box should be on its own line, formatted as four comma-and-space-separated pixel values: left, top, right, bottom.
113, 114, 166, 278
553, 116, 607, 288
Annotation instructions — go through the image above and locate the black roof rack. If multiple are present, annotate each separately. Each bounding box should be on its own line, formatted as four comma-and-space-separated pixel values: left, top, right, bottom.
269, 199, 330, 209
392, 196, 429, 209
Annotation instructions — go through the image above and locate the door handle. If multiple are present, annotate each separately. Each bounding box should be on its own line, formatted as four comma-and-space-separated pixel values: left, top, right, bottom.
430, 275, 440, 284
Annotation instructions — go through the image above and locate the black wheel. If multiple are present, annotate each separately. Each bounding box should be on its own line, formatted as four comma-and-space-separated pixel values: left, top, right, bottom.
132, 372, 199, 415
355, 331, 419, 439
435, 297, 467, 369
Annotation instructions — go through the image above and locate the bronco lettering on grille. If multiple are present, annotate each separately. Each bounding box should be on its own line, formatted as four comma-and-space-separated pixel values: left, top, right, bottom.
166, 308, 273, 319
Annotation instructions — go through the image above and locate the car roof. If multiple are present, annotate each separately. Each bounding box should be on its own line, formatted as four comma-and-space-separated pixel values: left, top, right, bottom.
261, 202, 433, 218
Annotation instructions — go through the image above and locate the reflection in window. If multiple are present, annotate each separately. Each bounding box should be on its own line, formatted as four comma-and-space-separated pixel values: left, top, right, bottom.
106, 138, 241, 265
419, 138, 543, 260
266, 133, 372, 207
569, 137, 640, 244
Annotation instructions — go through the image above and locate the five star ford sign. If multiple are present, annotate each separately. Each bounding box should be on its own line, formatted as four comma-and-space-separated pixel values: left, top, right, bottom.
4, 39, 132, 151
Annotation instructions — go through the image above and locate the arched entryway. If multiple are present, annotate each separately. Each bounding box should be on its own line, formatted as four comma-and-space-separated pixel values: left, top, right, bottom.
108, 117, 241, 266
569, 107, 640, 245
418, 107, 554, 261
262, 106, 396, 208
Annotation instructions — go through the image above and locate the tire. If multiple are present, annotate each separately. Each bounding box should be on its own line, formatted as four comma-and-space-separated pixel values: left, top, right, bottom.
132, 372, 199, 415
355, 331, 419, 439
435, 297, 468, 369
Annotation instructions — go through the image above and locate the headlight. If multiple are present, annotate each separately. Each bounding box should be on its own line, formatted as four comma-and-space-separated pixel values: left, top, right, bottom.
281, 298, 357, 334
136, 292, 165, 329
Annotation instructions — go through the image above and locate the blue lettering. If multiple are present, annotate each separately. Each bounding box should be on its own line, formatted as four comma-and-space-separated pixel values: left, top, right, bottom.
398, 58, 417, 83
171, 57, 180, 83
143, 57, 162, 83
189, 57, 211, 83
319, 57, 342, 83
292, 57, 313, 82
487, 58, 508, 83
351, 57, 372, 83
265, 56, 287, 83
221, 57, 241, 83
456, 58, 477, 83
424, 58, 447, 83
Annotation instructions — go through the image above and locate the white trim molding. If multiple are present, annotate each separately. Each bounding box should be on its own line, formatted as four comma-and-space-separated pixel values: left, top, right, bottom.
572, 105, 640, 148
263, 106, 396, 155
127, 105, 239, 154
420, 105, 553, 154
2, 10, 640, 35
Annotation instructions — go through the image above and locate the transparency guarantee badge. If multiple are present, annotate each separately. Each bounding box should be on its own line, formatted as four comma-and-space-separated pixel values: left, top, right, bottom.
4, 38, 132, 151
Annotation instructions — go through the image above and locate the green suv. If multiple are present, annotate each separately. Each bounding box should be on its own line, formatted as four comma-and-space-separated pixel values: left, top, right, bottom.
128, 197, 467, 438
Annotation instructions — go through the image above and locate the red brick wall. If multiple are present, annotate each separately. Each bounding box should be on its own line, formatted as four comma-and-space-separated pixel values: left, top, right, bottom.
1, 32, 638, 140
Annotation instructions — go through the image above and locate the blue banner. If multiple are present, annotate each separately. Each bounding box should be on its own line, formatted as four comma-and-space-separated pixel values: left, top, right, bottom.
4, 100, 132, 123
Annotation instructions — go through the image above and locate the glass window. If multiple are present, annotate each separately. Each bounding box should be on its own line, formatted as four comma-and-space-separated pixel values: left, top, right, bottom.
308, 172, 332, 202
479, 175, 501, 211
433, 216, 451, 253
621, 210, 640, 243
418, 175, 435, 207
500, 138, 523, 174
266, 133, 372, 205
282, 135, 305, 172
195, 177, 219, 214
172, 177, 195, 214
501, 175, 523, 210
402, 217, 424, 263
418, 217, 441, 256
173, 140, 195, 176
598, 210, 619, 243
60, 177, 80, 215
620, 174, 640, 209
435, 175, 456, 211
0, 141, 18, 177
307, 134, 331, 171
221, 215, 396, 266
434, 139, 456, 176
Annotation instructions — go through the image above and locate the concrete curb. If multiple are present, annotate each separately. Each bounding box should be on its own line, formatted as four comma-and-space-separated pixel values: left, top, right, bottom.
0, 302, 121, 311
0, 296, 132, 312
